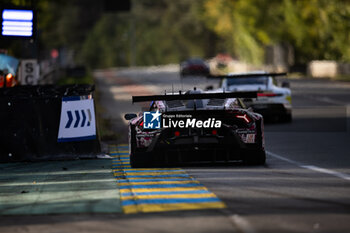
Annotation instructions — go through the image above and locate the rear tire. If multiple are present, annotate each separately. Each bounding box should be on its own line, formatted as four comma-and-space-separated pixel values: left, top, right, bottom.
180, 71, 186, 78
130, 156, 144, 168
129, 126, 144, 168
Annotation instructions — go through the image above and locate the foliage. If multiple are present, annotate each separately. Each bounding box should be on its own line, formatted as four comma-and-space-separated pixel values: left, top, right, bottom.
2, 0, 350, 66
202, 0, 350, 64
78, 0, 217, 67
56, 74, 93, 85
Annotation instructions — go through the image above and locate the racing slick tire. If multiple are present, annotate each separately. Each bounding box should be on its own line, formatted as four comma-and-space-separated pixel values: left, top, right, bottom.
129, 126, 143, 168
130, 153, 148, 168
129, 126, 152, 168
243, 149, 266, 165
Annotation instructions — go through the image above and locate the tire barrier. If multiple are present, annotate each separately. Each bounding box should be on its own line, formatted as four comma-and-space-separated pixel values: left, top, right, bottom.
0, 85, 101, 162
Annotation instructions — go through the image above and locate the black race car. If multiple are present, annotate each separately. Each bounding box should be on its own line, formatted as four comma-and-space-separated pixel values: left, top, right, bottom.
180, 58, 210, 77
124, 90, 265, 167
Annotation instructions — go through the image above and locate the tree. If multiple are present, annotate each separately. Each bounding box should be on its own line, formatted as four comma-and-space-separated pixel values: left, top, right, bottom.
202, 0, 350, 64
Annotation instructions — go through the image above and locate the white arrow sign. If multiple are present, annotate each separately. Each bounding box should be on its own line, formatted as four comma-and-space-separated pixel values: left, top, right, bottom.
58, 96, 96, 142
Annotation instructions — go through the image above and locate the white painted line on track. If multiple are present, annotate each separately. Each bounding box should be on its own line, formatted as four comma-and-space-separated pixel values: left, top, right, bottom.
231, 214, 256, 233
267, 151, 300, 166
301, 165, 350, 181
267, 151, 350, 181
221, 209, 256, 233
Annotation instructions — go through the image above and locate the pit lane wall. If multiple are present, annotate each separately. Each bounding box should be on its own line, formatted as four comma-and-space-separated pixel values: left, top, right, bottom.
0, 85, 101, 162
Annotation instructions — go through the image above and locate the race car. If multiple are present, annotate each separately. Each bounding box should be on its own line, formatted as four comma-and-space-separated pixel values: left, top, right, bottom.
215, 71, 292, 122
180, 58, 210, 77
124, 89, 266, 167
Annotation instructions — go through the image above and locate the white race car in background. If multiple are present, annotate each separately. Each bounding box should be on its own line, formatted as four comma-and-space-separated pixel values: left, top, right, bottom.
217, 71, 292, 122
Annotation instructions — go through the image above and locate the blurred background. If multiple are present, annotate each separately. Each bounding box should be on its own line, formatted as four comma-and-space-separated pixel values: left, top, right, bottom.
1, 0, 350, 79
1, 3, 350, 231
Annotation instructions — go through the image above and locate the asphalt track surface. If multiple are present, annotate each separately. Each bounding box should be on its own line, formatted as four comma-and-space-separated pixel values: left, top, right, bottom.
1, 66, 349, 233
94, 66, 350, 233
111, 144, 226, 214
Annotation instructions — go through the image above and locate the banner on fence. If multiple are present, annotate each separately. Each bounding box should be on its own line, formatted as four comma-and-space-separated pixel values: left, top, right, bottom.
58, 95, 96, 142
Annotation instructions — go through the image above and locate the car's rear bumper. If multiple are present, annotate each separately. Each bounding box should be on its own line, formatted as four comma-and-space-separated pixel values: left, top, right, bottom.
133, 134, 263, 164
132, 147, 264, 165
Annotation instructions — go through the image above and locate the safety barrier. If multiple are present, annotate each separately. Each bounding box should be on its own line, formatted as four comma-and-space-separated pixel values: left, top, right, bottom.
0, 84, 101, 162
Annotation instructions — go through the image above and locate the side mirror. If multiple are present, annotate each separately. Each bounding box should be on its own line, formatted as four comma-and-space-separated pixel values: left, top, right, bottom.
205, 85, 214, 91
282, 81, 290, 88
124, 113, 137, 120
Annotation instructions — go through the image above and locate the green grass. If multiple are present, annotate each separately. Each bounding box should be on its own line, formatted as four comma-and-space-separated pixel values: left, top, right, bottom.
56, 74, 94, 85
334, 75, 350, 82
287, 72, 306, 79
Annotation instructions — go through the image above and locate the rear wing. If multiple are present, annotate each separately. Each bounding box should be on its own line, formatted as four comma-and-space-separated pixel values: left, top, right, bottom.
207, 72, 287, 79
132, 91, 257, 103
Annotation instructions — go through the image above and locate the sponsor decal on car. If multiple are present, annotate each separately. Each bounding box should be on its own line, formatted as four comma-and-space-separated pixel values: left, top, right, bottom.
143, 110, 222, 129
162, 117, 221, 128
143, 110, 162, 129
245, 134, 256, 143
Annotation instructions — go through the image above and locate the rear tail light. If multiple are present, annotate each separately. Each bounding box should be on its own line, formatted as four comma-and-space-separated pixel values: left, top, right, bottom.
257, 93, 282, 97
139, 121, 144, 127
236, 114, 251, 123
174, 131, 180, 137
212, 129, 217, 135
1, 73, 16, 87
